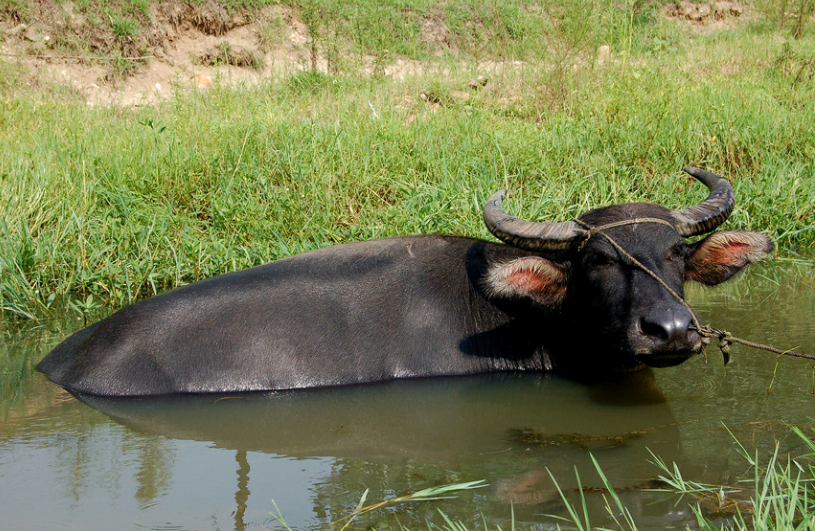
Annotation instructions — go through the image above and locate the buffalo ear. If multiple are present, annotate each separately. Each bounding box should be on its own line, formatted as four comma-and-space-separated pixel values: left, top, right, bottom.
485, 256, 569, 306
686, 231, 774, 286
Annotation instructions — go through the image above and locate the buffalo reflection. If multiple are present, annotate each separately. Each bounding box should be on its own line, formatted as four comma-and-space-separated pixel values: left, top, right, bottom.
74, 372, 702, 529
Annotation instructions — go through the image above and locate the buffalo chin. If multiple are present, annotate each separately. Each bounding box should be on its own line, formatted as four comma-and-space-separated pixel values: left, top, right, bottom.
634, 351, 697, 368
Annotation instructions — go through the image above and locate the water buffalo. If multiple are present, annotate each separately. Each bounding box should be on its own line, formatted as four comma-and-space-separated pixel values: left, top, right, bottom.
38, 167, 773, 396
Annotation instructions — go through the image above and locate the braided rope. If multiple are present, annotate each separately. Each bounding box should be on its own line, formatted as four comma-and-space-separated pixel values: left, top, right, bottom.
574, 219, 814, 364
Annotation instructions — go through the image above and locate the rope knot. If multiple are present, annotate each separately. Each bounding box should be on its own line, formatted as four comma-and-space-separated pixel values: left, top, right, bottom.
718, 334, 732, 356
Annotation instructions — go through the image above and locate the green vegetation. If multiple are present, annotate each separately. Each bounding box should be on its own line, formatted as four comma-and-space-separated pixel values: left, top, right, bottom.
271, 480, 488, 531
548, 429, 815, 531
1, 0, 814, 321
268, 426, 815, 530
0, 0, 28, 21
196, 42, 265, 70
755, 0, 815, 39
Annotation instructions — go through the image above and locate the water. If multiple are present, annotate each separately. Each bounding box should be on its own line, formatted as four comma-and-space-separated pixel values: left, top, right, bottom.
1, 262, 813, 531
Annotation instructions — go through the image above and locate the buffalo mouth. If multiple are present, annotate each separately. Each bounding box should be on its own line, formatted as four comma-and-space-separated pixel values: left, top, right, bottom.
633, 350, 697, 368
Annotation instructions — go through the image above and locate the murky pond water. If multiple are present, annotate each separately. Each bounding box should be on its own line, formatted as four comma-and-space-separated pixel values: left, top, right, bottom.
1, 262, 814, 531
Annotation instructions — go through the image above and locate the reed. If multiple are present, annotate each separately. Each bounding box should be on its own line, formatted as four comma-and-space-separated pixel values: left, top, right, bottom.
263, 426, 815, 530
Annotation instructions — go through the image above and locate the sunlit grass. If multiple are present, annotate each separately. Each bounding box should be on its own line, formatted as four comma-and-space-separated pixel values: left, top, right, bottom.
649, 427, 815, 531
281, 426, 815, 530
543, 426, 815, 531
270, 480, 489, 531
1, 1, 814, 321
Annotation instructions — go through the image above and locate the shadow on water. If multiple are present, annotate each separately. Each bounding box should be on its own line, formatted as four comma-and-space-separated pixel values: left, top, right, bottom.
74, 371, 690, 528
75, 371, 670, 459
0, 262, 813, 530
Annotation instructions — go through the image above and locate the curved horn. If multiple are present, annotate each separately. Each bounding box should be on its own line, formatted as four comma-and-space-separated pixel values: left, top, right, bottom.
483, 190, 586, 252
671, 167, 735, 237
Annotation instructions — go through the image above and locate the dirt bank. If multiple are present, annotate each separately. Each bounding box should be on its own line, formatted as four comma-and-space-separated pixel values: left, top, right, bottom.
0, 0, 750, 106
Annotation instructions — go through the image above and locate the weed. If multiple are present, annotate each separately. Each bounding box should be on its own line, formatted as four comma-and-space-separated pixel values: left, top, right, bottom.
105, 51, 142, 82
650, 427, 815, 530
285, 69, 335, 95
256, 10, 288, 52
300, 0, 328, 71
198, 42, 264, 70
271, 481, 487, 531
109, 15, 138, 42
0, 0, 28, 23
265, 426, 815, 530
755, 0, 815, 39
774, 41, 815, 85
127, 0, 151, 19
532, 0, 599, 111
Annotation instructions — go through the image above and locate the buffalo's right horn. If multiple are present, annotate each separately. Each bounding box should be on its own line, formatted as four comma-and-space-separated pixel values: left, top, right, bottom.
483, 190, 586, 252
671, 167, 735, 237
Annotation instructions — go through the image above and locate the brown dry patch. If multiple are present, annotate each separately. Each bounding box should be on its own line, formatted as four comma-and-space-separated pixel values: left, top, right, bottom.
1, 0, 581, 108
663, 0, 750, 30
0, 1, 319, 105
157, 0, 248, 37
0, 0, 463, 106
420, 9, 452, 49
195, 43, 263, 69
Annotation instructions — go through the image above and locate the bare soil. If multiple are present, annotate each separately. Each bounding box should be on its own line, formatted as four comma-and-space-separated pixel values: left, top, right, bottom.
662, 0, 750, 29
0, 1, 321, 105
0, 0, 752, 106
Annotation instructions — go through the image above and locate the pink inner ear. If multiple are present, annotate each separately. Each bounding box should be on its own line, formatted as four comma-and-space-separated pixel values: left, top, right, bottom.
502, 260, 567, 304
506, 270, 548, 295
705, 241, 750, 265
487, 256, 568, 305
687, 231, 773, 286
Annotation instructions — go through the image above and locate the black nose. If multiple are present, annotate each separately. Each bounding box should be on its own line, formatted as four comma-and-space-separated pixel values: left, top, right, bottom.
640, 307, 694, 347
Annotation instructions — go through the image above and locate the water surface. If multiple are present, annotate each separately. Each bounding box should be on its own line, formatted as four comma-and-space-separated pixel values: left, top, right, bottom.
1, 262, 813, 530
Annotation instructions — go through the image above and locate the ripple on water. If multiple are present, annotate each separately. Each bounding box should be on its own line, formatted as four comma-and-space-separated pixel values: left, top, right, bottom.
134, 523, 186, 531
1, 519, 77, 531
658, 357, 725, 400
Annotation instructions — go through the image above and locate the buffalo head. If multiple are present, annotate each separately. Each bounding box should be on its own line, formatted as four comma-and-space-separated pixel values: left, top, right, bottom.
482, 167, 773, 373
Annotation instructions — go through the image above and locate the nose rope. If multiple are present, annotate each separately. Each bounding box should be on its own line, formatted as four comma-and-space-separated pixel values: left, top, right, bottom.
574, 219, 814, 364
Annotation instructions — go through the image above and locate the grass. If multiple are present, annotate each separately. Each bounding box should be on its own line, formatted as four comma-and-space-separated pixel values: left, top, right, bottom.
270, 480, 489, 531
261, 425, 815, 530
0, 0, 814, 322
599, 426, 815, 531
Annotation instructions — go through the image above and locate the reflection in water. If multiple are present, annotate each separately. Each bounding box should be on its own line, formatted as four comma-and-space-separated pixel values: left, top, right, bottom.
65, 372, 690, 528
235, 450, 249, 531
135, 437, 174, 506
74, 371, 673, 460
0, 262, 813, 530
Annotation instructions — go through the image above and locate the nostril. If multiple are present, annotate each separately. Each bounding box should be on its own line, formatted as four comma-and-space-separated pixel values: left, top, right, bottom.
640, 316, 669, 341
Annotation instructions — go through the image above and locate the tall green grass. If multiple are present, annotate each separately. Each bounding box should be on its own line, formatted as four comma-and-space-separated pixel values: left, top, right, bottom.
263, 426, 815, 530
552, 426, 815, 531
1, 1, 814, 321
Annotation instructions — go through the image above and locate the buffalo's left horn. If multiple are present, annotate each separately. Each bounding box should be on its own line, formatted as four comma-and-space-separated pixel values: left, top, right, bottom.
671, 167, 735, 237
483, 190, 586, 252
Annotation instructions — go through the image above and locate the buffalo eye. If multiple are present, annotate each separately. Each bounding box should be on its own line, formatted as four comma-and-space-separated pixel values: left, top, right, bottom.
584, 252, 615, 269
666, 245, 685, 263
